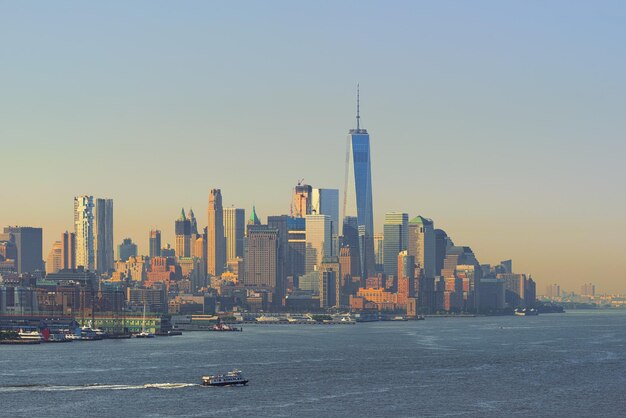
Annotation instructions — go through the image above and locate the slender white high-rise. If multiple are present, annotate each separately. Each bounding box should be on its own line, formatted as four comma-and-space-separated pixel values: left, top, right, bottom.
74, 195, 95, 271
74, 195, 113, 273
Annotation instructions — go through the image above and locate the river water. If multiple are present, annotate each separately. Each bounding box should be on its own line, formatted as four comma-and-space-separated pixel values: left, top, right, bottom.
1, 311, 625, 417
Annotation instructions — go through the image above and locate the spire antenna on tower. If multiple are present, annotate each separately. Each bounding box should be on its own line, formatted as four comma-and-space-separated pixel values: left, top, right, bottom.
356, 83, 360, 131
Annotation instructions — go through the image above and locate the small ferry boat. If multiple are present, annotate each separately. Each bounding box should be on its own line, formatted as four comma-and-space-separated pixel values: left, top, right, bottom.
202, 370, 248, 386
47, 333, 72, 343
209, 323, 242, 332
18, 330, 44, 342
515, 308, 539, 316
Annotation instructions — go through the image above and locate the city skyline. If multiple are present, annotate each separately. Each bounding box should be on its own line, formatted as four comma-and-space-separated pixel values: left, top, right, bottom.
2, 2, 625, 292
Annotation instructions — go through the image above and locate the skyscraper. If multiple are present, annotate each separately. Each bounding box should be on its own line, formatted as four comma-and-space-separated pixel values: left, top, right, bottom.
188, 208, 199, 235
344, 86, 375, 278
267, 214, 290, 299
374, 232, 384, 271
74, 195, 95, 270
244, 225, 279, 290
319, 256, 341, 309
2, 227, 43, 275
149, 229, 161, 258
175, 209, 192, 258
61, 231, 76, 270
207, 189, 226, 276
286, 216, 306, 281
46, 241, 63, 274
408, 216, 435, 279
94, 198, 114, 274
312, 188, 339, 254
434, 229, 449, 277
341, 216, 361, 278
383, 212, 409, 278
224, 207, 245, 261
305, 214, 332, 273
293, 182, 312, 218
117, 238, 137, 262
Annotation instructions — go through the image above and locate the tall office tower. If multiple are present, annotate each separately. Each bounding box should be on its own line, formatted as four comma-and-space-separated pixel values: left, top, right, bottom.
94, 198, 114, 274
244, 225, 279, 290
3, 227, 44, 275
267, 215, 290, 298
149, 229, 161, 258
193, 233, 207, 264
312, 188, 339, 252
175, 209, 192, 259
339, 246, 359, 279
500, 259, 513, 274
286, 216, 306, 281
117, 238, 137, 262
305, 215, 332, 273
61, 231, 76, 270
397, 250, 415, 308
207, 189, 226, 276
374, 232, 384, 271
408, 216, 435, 279
525, 276, 536, 307
46, 241, 63, 274
224, 208, 245, 261
434, 229, 449, 277
74, 195, 95, 270
293, 183, 312, 218
319, 256, 341, 308
383, 212, 409, 278
358, 226, 376, 279
0, 234, 17, 268
188, 208, 198, 235
341, 216, 361, 277
343, 86, 375, 277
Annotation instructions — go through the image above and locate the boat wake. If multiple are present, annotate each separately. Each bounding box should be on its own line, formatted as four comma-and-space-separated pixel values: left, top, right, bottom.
0, 382, 198, 393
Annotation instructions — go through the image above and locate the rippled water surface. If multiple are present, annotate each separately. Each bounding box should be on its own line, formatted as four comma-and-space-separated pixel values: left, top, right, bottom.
1, 311, 625, 417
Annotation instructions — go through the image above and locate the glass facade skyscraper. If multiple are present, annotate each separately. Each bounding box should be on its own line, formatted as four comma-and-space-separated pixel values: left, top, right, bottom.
347, 131, 374, 237
383, 212, 408, 278
344, 86, 375, 278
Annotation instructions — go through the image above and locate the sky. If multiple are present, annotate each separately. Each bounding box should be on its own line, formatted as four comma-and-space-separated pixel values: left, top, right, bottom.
1, 1, 625, 293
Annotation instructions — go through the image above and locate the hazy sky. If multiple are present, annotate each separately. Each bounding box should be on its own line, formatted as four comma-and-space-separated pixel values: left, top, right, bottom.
2, 1, 625, 292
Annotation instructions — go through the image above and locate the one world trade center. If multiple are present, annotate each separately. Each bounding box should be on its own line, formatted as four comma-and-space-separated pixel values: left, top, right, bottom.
343, 85, 376, 278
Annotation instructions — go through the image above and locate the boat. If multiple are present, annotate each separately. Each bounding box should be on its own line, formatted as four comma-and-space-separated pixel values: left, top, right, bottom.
209, 323, 242, 332
135, 302, 155, 338
66, 327, 101, 341
46, 333, 72, 343
255, 315, 281, 323
92, 328, 108, 339
202, 370, 248, 386
515, 308, 539, 316
18, 330, 44, 342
